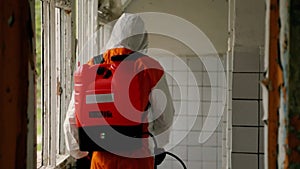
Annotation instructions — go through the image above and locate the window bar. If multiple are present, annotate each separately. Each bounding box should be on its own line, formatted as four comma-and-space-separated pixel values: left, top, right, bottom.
55, 7, 61, 158
49, 0, 57, 166
42, 0, 50, 166
59, 9, 66, 155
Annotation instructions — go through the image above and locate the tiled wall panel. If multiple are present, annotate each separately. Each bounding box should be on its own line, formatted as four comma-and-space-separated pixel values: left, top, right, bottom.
151, 54, 226, 169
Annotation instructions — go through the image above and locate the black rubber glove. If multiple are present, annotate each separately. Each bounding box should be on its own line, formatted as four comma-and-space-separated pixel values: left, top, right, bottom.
154, 148, 166, 166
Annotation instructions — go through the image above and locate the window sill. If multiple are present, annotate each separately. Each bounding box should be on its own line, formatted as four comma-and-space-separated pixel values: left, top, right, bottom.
38, 155, 75, 169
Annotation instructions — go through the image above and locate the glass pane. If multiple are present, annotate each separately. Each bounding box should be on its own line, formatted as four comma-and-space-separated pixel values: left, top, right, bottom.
35, 0, 42, 167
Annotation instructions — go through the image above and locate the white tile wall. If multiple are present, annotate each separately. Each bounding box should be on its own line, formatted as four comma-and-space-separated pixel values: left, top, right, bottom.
259, 47, 265, 73
188, 71, 202, 86
151, 54, 226, 169
202, 56, 219, 72
203, 162, 217, 169
187, 131, 202, 146
187, 101, 201, 116
187, 161, 202, 169
259, 100, 265, 126
259, 128, 264, 153
187, 57, 203, 72
173, 57, 188, 71
172, 145, 188, 161
173, 101, 188, 116
165, 72, 174, 85
232, 100, 258, 125
234, 0, 265, 47
202, 132, 218, 147
170, 130, 188, 146
232, 73, 259, 99
187, 146, 203, 161
232, 127, 258, 153
173, 72, 188, 86
233, 47, 260, 72
172, 85, 188, 101
203, 71, 220, 87
188, 116, 203, 131
202, 102, 211, 116
259, 155, 264, 169
202, 71, 211, 86
173, 160, 186, 169
259, 73, 264, 99
232, 154, 258, 169
173, 115, 188, 130
158, 158, 173, 169
202, 87, 212, 101
202, 147, 218, 162
187, 86, 201, 101
159, 56, 174, 71
231, 45, 264, 169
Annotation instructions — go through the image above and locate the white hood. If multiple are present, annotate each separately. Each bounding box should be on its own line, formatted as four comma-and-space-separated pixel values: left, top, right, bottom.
104, 13, 148, 52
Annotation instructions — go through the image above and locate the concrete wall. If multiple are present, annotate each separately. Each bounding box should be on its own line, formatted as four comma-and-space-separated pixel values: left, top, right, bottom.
125, 0, 228, 55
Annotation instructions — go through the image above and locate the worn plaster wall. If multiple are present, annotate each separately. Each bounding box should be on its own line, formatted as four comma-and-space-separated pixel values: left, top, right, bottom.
277, 0, 300, 168
125, 0, 228, 55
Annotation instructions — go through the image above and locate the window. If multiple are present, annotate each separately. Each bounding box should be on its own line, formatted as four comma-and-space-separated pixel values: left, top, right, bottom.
39, 0, 104, 167
40, 0, 75, 167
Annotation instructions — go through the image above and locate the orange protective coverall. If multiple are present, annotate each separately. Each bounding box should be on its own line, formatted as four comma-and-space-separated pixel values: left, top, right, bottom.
89, 47, 160, 169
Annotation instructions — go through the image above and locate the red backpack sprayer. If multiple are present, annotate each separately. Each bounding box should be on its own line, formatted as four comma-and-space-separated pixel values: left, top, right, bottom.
74, 53, 187, 169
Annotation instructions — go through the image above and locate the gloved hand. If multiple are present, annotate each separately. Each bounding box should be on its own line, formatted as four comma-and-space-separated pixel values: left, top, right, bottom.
154, 148, 166, 166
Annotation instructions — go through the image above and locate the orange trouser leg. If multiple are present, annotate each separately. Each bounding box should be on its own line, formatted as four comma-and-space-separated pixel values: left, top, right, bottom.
90, 151, 154, 169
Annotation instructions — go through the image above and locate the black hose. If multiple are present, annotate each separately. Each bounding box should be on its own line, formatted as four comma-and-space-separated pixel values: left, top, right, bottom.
143, 132, 188, 169
143, 132, 158, 149
165, 152, 187, 169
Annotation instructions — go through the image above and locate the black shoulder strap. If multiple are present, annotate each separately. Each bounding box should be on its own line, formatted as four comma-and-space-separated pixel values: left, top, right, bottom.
111, 54, 131, 61
93, 54, 104, 64
110, 52, 145, 61
93, 52, 145, 64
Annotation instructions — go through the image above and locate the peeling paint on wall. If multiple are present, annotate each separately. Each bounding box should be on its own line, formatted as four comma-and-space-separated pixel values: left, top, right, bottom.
278, 0, 289, 168
266, 0, 282, 168
277, 0, 300, 168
